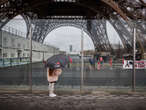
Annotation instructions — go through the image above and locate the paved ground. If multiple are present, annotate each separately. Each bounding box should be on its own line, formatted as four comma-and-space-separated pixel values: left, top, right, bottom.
0, 93, 146, 110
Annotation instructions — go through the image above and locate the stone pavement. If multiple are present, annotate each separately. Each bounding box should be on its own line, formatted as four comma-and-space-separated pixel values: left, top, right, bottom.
1, 93, 146, 100
0, 93, 146, 110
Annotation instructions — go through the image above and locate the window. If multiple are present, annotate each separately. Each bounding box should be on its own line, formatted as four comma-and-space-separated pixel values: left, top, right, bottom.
23, 53, 25, 57
27, 53, 29, 57
27, 42, 29, 49
17, 50, 22, 58
3, 37, 7, 46
11, 53, 15, 57
0, 49, 2, 58
3, 53, 7, 58
38, 52, 40, 58
11, 38, 15, 47
17, 43, 21, 48
23, 44, 25, 49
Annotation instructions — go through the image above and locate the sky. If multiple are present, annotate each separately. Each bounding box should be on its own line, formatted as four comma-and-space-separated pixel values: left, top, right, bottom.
3, 16, 27, 37
44, 26, 94, 52
3, 15, 122, 52
106, 21, 123, 46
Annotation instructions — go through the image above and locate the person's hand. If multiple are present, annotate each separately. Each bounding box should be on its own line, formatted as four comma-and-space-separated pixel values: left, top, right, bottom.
54, 69, 62, 76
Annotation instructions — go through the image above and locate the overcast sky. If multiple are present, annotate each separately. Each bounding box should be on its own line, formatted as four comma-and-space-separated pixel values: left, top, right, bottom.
3, 15, 122, 52
44, 26, 94, 52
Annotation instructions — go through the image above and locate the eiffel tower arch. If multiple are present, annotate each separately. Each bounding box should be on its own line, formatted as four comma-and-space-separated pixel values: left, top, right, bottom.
0, 0, 146, 53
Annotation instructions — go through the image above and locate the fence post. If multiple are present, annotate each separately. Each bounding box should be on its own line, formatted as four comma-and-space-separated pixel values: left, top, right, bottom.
132, 25, 136, 92
29, 24, 33, 92
1, 30, 4, 66
80, 27, 84, 93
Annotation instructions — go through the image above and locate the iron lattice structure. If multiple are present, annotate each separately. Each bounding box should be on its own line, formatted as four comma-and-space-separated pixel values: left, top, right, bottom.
0, 0, 146, 52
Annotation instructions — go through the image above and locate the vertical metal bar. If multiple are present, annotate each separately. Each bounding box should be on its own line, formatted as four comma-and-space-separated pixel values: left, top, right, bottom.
43, 51, 44, 62
29, 25, 32, 92
1, 30, 4, 65
132, 26, 136, 92
80, 27, 84, 93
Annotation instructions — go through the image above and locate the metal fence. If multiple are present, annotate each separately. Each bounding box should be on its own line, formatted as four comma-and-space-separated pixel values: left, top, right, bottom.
0, 20, 146, 93
0, 60, 146, 92
0, 57, 30, 67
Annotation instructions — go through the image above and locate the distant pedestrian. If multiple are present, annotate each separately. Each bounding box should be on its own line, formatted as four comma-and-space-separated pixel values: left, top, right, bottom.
100, 57, 103, 64
109, 58, 112, 69
89, 57, 95, 69
97, 61, 101, 70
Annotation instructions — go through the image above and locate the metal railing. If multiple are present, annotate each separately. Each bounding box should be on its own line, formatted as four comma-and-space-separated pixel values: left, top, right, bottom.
2, 25, 26, 37
0, 57, 30, 67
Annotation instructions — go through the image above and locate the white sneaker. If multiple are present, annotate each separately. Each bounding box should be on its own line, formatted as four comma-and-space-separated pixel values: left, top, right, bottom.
49, 93, 57, 97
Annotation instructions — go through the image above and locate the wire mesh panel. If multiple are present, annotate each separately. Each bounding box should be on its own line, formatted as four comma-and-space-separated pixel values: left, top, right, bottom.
0, 26, 31, 91
0, 19, 146, 93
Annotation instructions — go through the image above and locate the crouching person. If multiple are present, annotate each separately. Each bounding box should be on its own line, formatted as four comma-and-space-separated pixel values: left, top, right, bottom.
47, 63, 62, 97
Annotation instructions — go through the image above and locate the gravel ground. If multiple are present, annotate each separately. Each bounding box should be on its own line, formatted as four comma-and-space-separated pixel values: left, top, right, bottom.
0, 93, 146, 110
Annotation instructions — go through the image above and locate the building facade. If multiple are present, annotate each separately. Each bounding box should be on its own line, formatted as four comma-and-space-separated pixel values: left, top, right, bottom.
0, 28, 60, 62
